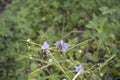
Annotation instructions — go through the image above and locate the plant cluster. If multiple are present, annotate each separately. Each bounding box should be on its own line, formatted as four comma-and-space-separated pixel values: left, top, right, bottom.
0, 0, 120, 80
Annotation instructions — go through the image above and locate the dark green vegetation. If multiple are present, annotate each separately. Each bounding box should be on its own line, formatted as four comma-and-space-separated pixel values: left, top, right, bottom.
0, 0, 120, 80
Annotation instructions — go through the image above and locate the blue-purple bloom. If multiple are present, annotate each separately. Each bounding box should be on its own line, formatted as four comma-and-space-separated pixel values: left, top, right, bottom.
75, 64, 82, 73
55, 40, 69, 52
55, 40, 64, 47
42, 41, 49, 50
61, 43, 69, 52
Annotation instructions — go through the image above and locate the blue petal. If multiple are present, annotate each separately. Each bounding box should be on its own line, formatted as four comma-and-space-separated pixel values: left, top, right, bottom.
55, 40, 64, 47
42, 41, 49, 50
75, 64, 82, 73
61, 43, 69, 52
60, 40, 64, 45
55, 41, 61, 47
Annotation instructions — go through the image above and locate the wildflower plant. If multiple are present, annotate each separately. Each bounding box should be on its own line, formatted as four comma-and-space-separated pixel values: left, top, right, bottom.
25, 36, 118, 80
1, 0, 119, 80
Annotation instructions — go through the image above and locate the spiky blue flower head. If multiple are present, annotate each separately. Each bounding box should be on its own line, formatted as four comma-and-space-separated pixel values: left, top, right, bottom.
42, 41, 49, 50
61, 43, 69, 52
55, 40, 69, 52
75, 64, 82, 73
55, 40, 64, 47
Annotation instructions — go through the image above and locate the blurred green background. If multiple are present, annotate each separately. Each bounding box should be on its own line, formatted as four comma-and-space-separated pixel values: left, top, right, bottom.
0, 0, 120, 80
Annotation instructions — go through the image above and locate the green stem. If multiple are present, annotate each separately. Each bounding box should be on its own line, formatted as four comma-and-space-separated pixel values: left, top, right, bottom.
65, 38, 93, 53
50, 55, 71, 80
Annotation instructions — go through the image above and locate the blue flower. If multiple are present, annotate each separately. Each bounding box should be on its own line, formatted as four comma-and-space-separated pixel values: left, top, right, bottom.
55, 40, 69, 52
61, 43, 69, 52
75, 64, 82, 73
42, 41, 49, 50
55, 40, 64, 47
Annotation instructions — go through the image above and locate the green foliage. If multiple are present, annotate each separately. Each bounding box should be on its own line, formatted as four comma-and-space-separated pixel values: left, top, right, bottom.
0, 0, 120, 80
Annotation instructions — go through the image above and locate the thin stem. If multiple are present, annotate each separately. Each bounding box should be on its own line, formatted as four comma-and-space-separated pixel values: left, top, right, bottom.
94, 54, 116, 71
50, 55, 71, 80
65, 38, 93, 53
30, 63, 53, 74
72, 69, 82, 80
99, 54, 116, 69
22, 40, 42, 47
